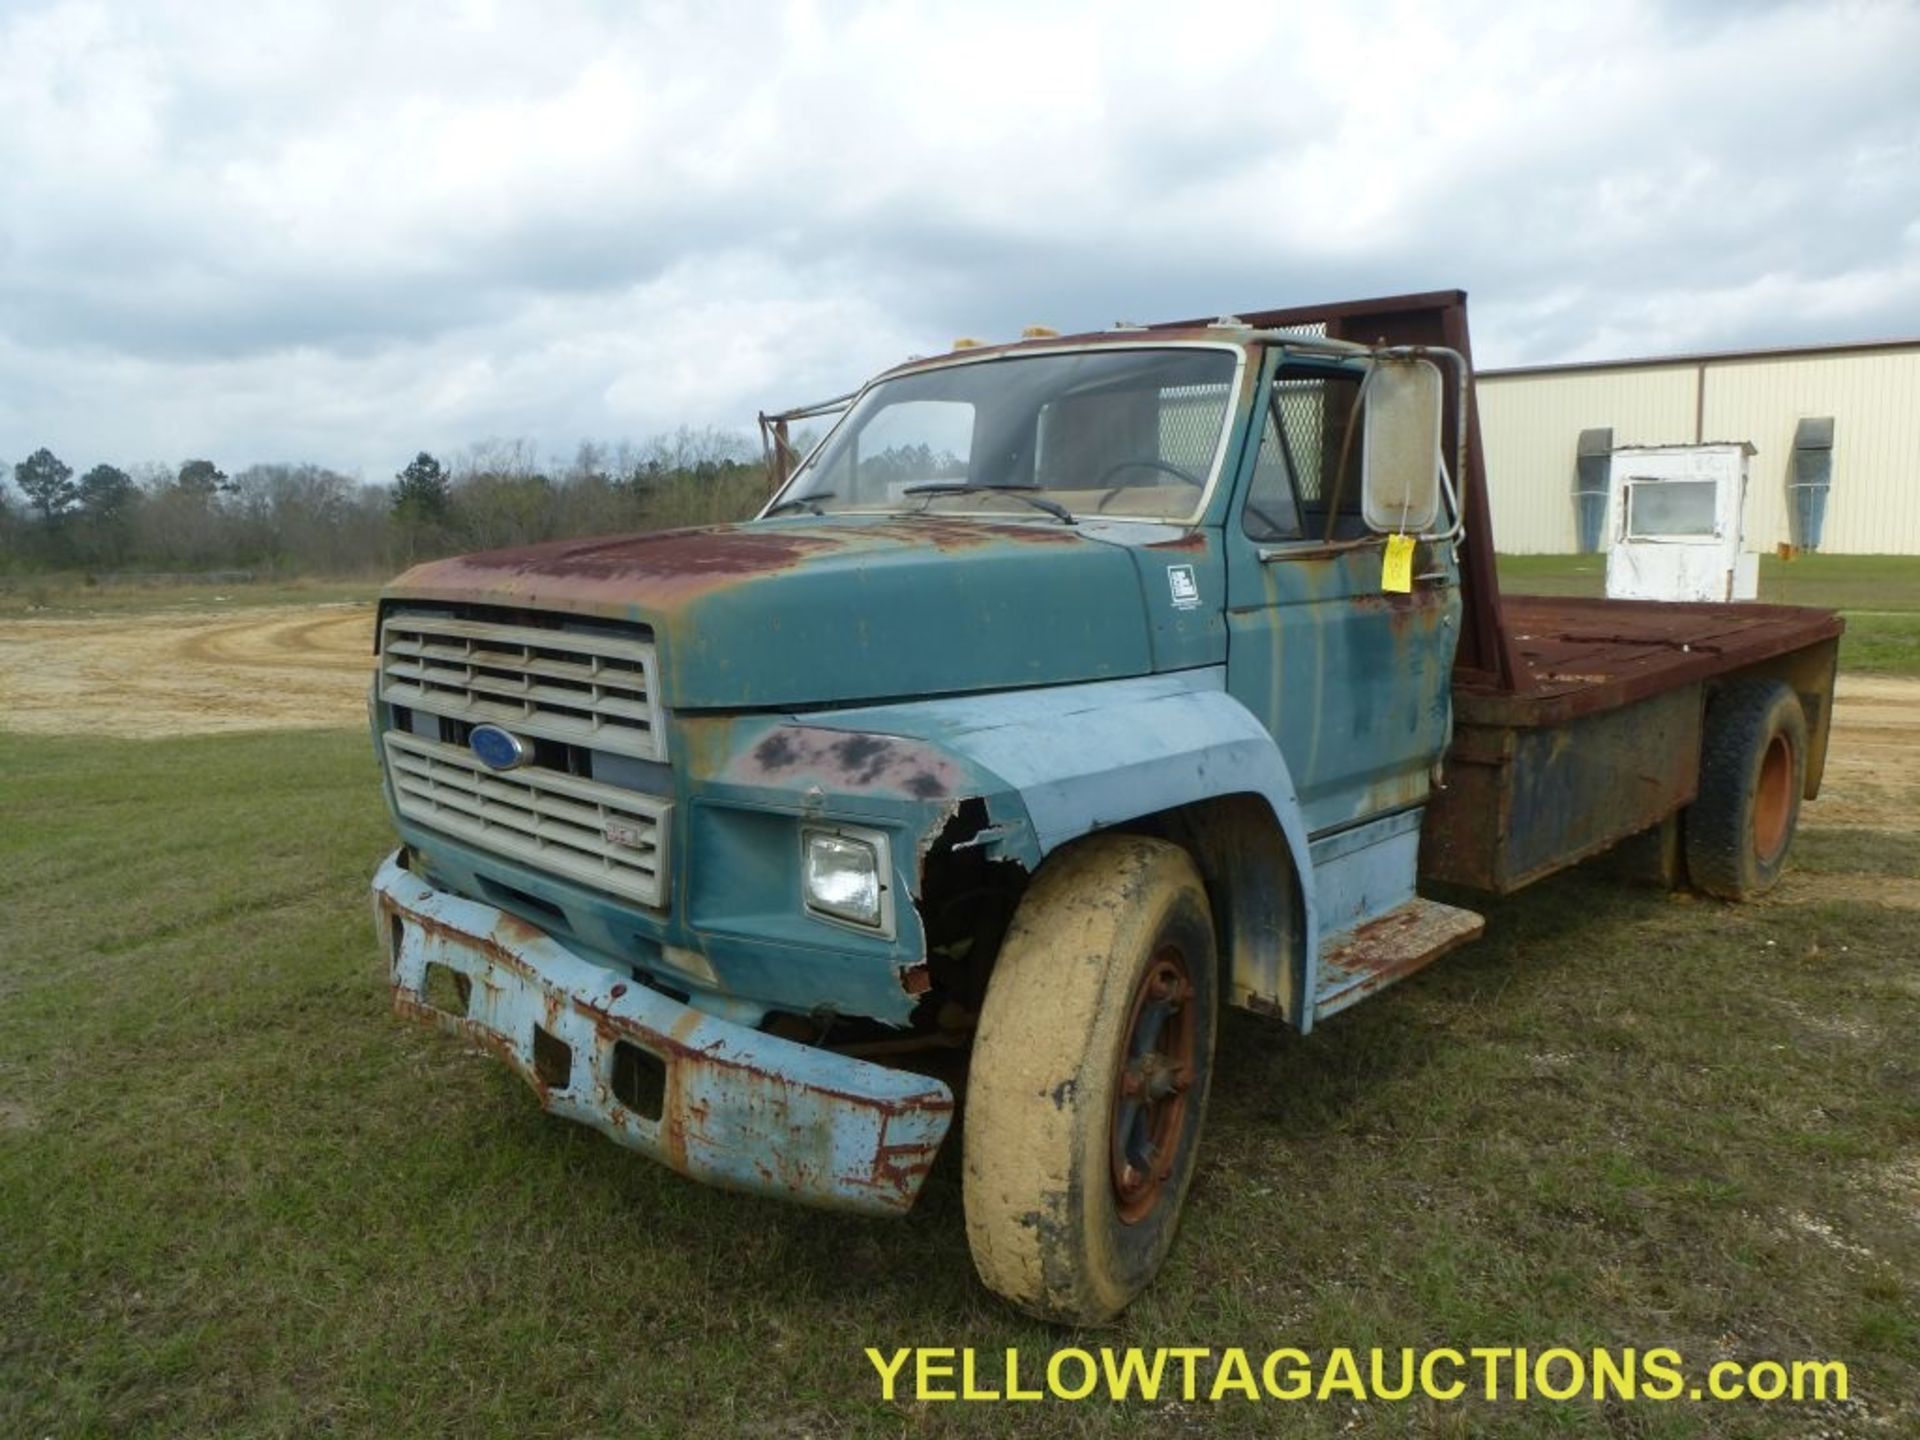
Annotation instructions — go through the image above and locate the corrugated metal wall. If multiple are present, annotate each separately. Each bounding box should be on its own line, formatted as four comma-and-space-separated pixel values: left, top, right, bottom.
1478, 345, 1920, 555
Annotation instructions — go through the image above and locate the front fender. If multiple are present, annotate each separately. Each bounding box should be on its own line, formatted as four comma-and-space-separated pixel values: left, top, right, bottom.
801, 669, 1320, 1017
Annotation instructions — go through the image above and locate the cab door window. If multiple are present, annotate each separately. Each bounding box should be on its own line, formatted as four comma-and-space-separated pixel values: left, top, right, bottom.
1242, 370, 1366, 542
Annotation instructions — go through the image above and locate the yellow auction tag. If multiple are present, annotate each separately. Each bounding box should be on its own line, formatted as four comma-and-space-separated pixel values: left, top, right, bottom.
1382, 533, 1415, 594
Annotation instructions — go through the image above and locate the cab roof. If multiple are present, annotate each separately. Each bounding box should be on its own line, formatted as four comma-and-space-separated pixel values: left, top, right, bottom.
870, 323, 1267, 383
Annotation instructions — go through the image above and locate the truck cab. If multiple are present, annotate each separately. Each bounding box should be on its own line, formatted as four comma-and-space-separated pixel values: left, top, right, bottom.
369, 292, 1837, 1323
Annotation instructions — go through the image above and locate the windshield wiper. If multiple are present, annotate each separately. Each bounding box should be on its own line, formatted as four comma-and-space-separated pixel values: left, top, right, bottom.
763, 492, 832, 517
901, 482, 1076, 525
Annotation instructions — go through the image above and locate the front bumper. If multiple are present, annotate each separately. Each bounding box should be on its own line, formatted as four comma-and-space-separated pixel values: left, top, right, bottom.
370, 850, 954, 1216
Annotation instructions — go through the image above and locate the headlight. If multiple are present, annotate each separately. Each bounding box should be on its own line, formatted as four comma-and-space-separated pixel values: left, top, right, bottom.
802, 825, 892, 932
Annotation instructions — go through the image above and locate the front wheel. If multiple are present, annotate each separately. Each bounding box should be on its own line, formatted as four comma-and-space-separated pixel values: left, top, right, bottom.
962, 834, 1218, 1324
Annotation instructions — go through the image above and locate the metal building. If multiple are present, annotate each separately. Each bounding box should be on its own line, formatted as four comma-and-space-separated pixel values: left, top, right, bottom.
1477, 337, 1920, 555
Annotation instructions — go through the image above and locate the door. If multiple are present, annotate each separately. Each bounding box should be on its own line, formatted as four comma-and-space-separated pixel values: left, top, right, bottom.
1223, 357, 1462, 837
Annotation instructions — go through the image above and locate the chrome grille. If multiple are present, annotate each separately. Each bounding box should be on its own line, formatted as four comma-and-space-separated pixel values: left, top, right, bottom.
383, 731, 671, 908
380, 613, 665, 761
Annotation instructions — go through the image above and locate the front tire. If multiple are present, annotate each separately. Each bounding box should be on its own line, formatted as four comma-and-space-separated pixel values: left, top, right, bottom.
1685, 678, 1808, 900
962, 834, 1218, 1324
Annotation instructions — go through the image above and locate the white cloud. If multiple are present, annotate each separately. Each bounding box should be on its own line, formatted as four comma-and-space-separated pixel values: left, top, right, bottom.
1, 0, 1916, 476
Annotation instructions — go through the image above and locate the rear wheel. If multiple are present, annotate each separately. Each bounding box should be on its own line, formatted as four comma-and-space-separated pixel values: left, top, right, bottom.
962, 834, 1217, 1324
1685, 678, 1808, 900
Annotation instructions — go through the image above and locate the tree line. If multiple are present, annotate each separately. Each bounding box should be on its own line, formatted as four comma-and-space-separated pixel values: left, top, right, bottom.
0, 428, 778, 579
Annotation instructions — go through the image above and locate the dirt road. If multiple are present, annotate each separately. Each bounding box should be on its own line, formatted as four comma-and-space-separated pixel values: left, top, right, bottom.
1817, 675, 1920, 832
0, 604, 374, 738
0, 604, 1913, 835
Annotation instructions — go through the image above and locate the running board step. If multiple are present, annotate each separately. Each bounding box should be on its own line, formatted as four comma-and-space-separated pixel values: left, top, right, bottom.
1314, 898, 1486, 1021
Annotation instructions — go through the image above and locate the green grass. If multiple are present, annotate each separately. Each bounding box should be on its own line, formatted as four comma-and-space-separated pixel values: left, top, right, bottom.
1497, 554, 1920, 675
1831, 613, 1920, 676
0, 574, 383, 617
1793, 825, 1920, 879
3, 731, 1916, 1437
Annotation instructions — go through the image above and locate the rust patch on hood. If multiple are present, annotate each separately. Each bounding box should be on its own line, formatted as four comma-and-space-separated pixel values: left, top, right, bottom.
383, 517, 1090, 619
817, 516, 1086, 550
385, 525, 844, 612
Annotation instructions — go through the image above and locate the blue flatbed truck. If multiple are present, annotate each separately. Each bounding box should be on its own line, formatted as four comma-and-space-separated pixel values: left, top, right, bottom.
368, 291, 1842, 1322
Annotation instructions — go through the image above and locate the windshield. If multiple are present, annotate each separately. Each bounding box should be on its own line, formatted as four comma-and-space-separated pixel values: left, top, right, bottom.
769, 346, 1241, 523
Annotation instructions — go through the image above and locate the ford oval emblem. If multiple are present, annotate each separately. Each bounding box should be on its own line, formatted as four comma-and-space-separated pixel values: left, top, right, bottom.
469, 724, 533, 771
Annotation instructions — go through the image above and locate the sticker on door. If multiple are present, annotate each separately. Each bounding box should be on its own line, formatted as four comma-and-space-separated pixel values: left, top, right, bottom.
1167, 565, 1200, 610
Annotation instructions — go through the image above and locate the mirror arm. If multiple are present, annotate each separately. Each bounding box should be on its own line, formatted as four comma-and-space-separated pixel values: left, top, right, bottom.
1434, 451, 1467, 546
1319, 363, 1379, 543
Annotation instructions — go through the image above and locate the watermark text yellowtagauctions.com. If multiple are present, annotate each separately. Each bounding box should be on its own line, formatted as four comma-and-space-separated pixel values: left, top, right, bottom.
867, 1346, 1848, 1405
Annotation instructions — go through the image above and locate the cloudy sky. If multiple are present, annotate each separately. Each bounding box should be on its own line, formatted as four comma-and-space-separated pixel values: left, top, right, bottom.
2, 0, 1916, 481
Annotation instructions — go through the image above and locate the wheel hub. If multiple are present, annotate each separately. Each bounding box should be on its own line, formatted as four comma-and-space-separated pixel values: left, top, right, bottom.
1753, 731, 1794, 862
1110, 946, 1197, 1224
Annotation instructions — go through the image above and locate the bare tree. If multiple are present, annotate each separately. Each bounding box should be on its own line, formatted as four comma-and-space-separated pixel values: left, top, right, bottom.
452, 439, 557, 551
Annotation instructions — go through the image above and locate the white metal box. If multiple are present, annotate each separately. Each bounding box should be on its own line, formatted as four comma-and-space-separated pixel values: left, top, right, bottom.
1604, 443, 1758, 602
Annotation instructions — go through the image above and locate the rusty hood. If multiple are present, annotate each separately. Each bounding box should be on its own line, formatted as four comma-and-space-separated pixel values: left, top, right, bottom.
383, 514, 1158, 710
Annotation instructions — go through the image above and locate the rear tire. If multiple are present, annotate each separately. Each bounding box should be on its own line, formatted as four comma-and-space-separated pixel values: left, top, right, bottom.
1685, 678, 1807, 900
962, 834, 1217, 1325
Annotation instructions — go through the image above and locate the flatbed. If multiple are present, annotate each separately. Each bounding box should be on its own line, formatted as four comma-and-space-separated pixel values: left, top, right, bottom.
1473, 594, 1844, 724
1425, 591, 1841, 896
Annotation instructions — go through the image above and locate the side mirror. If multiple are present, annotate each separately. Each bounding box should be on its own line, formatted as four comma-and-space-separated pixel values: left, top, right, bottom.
1361, 356, 1443, 534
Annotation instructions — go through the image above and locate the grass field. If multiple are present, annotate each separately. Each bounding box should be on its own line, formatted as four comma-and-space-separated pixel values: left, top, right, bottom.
1498, 554, 1920, 676
3, 566, 1918, 1436
0, 574, 382, 618
3, 740, 1917, 1434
